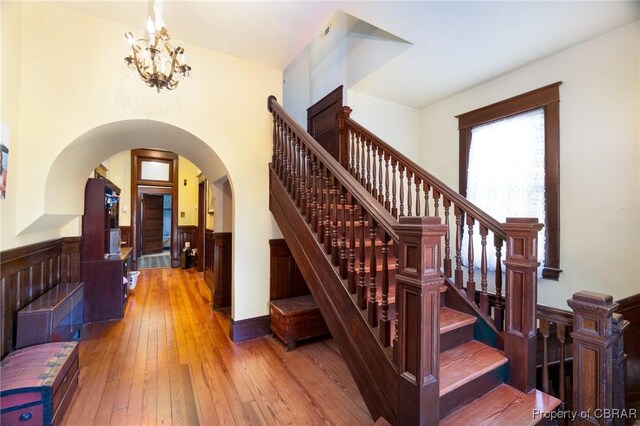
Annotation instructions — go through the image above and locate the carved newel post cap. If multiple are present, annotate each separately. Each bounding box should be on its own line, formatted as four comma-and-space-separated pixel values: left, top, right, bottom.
569, 290, 613, 307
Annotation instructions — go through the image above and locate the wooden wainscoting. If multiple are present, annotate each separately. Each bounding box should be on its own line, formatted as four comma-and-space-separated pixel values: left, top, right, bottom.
120, 226, 132, 248
0, 237, 82, 358
269, 239, 310, 300
177, 225, 198, 266
203, 230, 232, 309
618, 293, 640, 407
211, 233, 232, 309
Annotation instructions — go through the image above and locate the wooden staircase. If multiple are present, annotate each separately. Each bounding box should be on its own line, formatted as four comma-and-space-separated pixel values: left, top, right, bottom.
267, 96, 631, 425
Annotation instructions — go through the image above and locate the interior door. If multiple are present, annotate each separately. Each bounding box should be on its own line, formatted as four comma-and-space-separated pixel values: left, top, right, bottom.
307, 86, 343, 162
141, 194, 164, 255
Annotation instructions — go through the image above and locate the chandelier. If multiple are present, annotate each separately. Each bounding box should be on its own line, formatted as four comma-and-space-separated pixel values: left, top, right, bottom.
124, 1, 191, 92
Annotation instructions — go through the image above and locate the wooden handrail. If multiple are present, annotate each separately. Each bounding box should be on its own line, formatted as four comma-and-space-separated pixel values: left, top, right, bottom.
537, 305, 573, 327
268, 96, 399, 242
344, 116, 506, 240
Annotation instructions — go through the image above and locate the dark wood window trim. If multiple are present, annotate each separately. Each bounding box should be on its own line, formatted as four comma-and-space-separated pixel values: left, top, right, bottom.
456, 82, 562, 280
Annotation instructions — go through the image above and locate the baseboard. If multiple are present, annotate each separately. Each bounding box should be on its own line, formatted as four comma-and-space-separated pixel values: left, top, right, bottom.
229, 315, 270, 342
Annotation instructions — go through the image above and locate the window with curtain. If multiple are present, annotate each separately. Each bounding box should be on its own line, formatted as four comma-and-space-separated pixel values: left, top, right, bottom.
462, 108, 546, 275
456, 82, 561, 279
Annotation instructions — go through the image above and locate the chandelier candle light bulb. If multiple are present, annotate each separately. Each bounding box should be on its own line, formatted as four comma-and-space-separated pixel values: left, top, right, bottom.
124, 3, 191, 93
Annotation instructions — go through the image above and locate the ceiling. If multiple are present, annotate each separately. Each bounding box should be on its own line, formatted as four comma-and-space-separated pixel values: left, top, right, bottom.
55, 1, 640, 108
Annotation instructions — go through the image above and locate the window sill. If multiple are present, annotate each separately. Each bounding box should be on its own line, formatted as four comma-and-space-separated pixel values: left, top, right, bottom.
542, 267, 562, 281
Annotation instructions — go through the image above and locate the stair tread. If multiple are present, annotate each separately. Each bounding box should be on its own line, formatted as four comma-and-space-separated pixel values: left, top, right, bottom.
439, 340, 507, 396
440, 383, 562, 426
440, 307, 476, 333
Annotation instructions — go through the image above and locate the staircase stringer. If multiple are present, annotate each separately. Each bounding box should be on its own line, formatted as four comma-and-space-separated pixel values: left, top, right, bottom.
270, 166, 398, 423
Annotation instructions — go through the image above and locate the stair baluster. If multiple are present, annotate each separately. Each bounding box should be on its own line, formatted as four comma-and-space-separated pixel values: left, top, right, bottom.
365, 138, 372, 192
294, 135, 301, 207
380, 233, 391, 346
378, 149, 384, 204
480, 224, 489, 313
339, 187, 348, 279
466, 215, 476, 302
384, 154, 390, 212
323, 172, 332, 253
494, 236, 504, 330
414, 175, 421, 216
348, 196, 357, 294
433, 189, 440, 217
371, 144, 378, 200
399, 165, 405, 217
368, 218, 378, 327
357, 206, 367, 309
311, 160, 318, 230
454, 207, 464, 290
406, 170, 413, 216
391, 159, 398, 218
331, 182, 339, 262
423, 182, 430, 216
443, 197, 452, 278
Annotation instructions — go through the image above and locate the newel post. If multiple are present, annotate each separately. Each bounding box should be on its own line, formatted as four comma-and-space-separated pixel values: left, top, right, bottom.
395, 216, 447, 425
568, 291, 628, 425
337, 106, 353, 169
503, 217, 543, 393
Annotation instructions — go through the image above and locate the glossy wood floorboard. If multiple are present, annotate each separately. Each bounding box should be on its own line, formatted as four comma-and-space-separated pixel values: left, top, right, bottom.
62, 268, 372, 426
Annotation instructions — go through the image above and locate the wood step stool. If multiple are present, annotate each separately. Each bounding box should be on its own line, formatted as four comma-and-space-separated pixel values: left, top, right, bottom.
1, 342, 79, 426
269, 295, 330, 351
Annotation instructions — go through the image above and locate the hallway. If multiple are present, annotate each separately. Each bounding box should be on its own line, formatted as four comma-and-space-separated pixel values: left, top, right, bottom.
62, 268, 371, 425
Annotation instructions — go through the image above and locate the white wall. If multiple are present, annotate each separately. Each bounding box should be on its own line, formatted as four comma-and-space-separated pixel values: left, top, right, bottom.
2, 2, 283, 321
420, 21, 640, 307
1, 2, 63, 246
348, 90, 421, 159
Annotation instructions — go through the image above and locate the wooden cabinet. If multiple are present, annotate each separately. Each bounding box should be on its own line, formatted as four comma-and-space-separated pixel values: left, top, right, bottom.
81, 178, 120, 261
81, 178, 132, 323
16, 282, 84, 350
82, 248, 131, 323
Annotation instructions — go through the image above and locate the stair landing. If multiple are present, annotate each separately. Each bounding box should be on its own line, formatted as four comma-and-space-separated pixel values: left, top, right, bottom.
441, 383, 561, 425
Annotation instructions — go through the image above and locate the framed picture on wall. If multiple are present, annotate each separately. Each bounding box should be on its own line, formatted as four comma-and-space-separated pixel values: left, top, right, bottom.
1, 124, 10, 200
207, 181, 214, 214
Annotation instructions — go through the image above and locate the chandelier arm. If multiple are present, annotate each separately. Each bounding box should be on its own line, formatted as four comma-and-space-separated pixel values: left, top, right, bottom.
130, 45, 151, 82
164, 49, 181, 86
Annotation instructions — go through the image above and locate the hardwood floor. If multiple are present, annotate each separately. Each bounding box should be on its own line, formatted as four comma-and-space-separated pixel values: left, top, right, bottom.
63, 268, 372, 425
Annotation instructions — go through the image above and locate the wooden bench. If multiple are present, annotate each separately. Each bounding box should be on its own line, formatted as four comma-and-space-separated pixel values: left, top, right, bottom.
269, 295, 330, 351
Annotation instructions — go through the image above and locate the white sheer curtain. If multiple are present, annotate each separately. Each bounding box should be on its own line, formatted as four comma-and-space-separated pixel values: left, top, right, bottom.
462, 108, 546, 275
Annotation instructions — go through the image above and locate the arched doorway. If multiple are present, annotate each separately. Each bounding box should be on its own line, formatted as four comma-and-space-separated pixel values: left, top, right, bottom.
43, 120, 235, 314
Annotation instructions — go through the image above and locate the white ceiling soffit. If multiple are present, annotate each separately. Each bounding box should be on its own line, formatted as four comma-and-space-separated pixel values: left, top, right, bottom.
344, 1, 640, 108
53, 1, 640, 108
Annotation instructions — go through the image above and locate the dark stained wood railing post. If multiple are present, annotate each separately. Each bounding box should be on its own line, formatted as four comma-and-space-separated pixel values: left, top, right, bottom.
611, 314, 629, 426
337, 106, 352, 169
568, 291, 628, 426
395, 216, 447, 426
503, 217, 543, 393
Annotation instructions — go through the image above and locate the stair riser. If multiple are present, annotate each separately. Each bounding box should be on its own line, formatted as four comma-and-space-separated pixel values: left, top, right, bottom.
440, 323, 474, 353
439, 366, 505, 419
